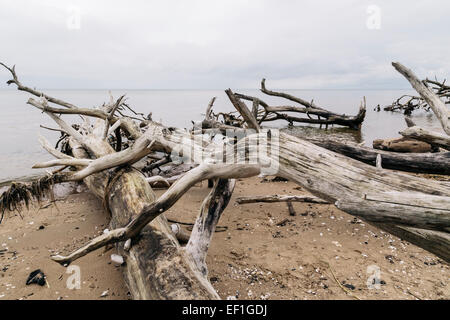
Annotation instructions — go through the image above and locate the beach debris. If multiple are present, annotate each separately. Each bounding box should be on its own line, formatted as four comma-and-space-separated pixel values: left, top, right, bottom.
343, 283, 355, 290
286, 201, 296, 216
25, 269, 46, 286
276, 218, 290, 227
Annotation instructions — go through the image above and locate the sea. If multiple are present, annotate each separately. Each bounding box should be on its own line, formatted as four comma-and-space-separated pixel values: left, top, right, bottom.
0, 89, 442, 183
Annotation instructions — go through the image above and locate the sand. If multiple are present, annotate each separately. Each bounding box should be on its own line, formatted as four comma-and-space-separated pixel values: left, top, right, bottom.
0, 177, 448, 300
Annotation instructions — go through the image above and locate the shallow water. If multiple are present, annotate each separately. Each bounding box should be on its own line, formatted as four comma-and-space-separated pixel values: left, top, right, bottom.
0, 89, 442, 182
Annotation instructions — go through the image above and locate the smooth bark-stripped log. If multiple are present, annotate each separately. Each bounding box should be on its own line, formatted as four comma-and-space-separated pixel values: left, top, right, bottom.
67, 136, 219, 299
400, 126, 450, 151
306, 138, 450, 175
336, 191, 450, 232
235, 194, 329, 204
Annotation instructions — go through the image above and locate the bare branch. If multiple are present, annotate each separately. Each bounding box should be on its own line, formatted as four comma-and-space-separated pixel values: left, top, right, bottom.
33, 158, 91, 169
235, 194, 329, 204
1, 62, 80, 109
103, 95, 125, 140
261, 78, 324, 110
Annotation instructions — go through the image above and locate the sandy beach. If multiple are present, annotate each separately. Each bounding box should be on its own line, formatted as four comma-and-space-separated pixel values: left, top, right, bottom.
0, 177, 448, 300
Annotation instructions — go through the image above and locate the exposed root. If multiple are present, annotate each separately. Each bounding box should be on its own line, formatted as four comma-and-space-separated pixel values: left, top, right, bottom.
0, 174, 65, 223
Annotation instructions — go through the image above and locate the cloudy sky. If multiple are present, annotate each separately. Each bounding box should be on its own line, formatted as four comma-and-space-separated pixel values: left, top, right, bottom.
0, 0, 449, 89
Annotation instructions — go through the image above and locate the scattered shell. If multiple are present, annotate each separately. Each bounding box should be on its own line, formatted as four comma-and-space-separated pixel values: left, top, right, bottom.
124, 239, 131, 251
111, 254, 124, 265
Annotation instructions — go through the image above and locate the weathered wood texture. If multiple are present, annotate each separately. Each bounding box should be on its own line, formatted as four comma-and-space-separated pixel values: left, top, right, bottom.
305, 138, 450, 175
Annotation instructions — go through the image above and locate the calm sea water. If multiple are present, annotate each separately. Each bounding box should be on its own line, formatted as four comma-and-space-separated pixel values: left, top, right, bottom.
0, 89, 442, 182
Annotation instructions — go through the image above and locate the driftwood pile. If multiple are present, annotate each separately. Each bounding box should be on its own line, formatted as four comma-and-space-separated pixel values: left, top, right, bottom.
0, 61, 449, 300
381, 78, 450, 115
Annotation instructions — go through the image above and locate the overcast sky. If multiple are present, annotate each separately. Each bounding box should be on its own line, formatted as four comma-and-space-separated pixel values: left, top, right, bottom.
0, 0, 449, 89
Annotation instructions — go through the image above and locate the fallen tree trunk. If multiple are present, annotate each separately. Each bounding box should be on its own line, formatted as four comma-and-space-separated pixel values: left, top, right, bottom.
305, 138, 450, 175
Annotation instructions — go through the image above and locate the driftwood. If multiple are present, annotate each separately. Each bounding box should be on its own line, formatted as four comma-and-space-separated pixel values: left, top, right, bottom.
204, 79, 366, 130
306, 138, 450, 175
392, 62, 450, 135
1, 61, 449, 301
235, 194, 329, 204
400, 126, 450, 151
373, 137, 433, 153
382, 78, 450, 115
